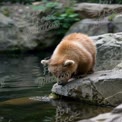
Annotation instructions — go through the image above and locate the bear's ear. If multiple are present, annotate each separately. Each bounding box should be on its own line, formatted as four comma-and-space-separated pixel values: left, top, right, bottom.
64, 60, 75, 67
41, 59, 49, 65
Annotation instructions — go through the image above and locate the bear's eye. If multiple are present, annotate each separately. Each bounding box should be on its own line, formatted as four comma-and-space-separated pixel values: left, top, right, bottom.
63, 64, 67, 67
63, 63, 71, 67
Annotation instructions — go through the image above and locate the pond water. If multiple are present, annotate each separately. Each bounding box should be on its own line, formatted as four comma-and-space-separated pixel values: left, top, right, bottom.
0, 53, 112, 122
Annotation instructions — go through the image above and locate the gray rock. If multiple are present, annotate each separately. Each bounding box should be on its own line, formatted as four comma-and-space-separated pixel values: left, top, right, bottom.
51, 33, 122, 106
73, 3, 122, 36
74, 3, 122, 18
52, 70, 122, 106
67, 9, 122, 37
113, 61, 122, 70
78, 104, 122, 122
0, 13, 14, 26
113, 14, 122, 33
66, 15, 122, 36
0, 5, 60, 52
66, 18, 109, 36
91, 33, 122, 71
0, 13, 20, 51
67, 3, 122, 36
0, 12, 38, 51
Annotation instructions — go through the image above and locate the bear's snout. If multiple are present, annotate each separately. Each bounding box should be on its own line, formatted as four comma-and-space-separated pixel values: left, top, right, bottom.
58, 80, 67, 86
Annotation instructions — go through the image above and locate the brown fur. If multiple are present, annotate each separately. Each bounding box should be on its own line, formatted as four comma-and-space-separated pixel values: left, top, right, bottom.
41, 33, 96, 85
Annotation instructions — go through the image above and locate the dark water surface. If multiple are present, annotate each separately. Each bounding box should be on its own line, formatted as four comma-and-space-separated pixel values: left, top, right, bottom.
0, 53, 112, 122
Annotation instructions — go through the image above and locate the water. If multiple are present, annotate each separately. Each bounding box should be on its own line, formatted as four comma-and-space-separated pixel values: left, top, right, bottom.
0, 53, 112, 122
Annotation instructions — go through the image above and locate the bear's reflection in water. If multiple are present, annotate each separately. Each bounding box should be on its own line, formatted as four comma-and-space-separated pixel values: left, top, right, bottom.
51, 99, 112, 122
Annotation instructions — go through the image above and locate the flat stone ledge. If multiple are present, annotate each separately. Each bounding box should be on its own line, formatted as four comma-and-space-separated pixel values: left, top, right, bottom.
51, 70, 122, 106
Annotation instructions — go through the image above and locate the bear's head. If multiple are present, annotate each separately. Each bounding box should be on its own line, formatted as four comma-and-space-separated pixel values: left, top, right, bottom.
41, 59, 77, 85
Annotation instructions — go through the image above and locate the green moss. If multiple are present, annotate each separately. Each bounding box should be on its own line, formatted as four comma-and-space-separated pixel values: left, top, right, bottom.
108, 13, 116, 21
1, 7, 10, 17
49, 93, 60, 99
31, 0, 80, 38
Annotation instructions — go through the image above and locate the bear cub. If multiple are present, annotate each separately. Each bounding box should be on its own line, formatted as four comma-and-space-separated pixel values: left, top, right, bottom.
41, 33, 96, 85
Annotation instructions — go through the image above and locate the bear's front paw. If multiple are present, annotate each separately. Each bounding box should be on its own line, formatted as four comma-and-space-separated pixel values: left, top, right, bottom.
68, 78, 75, 82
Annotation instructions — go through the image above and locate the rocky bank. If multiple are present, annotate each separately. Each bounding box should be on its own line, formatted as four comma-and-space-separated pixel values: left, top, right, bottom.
0, 3, 122, 52
51, 32, 122, 106
51, 32, 122, 122
0, 4, 59, 52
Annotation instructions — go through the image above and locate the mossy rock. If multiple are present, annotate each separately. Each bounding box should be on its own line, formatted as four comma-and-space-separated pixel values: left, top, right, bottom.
49, 93, 60, 99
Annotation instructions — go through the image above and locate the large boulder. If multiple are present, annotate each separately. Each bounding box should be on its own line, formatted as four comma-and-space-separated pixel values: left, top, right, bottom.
68, 3, 122, 36
0, 12, 39, 51
113, 14, 122, 33
52, 70, 122, 106
0, 5, 59, 52
51, 33, 122, 106
113, 61, 122, 70
0, 11, 39, 51
91, 32, 122, 71
78, 104, 122, 122
74, 3, 122, 18
67, 3, 122, 37
66, 18, 109, 36
0, 13, 13, 25
67, 15, 122, 36
0, 13, 20, 51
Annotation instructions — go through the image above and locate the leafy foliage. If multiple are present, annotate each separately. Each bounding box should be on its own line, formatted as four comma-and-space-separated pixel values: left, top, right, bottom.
32, 1, 61, 12
108, 13, 116, 21
32, 0, 80, 38
52, 8, 80, 37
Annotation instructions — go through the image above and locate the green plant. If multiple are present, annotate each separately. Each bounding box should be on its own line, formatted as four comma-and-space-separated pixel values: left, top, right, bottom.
32, 1, 61, 12
32, 0, 80, 37
52, 7, 80, 37
1, 7, 10, 16
108, 13, 116, 21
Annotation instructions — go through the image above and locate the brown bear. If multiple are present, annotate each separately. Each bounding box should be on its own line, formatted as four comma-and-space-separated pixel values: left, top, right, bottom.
41, 33, 96, 85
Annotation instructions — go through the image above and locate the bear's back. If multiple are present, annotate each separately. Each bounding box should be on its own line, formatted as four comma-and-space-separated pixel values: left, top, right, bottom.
50, 33, 96, 78
60, 33, 96, 56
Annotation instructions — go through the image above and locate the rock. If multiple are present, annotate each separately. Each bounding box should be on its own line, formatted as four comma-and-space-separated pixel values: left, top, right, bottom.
0, 13, 13, 25
51, 33, 122, 106
113, 61, 122, 70
67, 15, 122, 36
1, 4, 122, 52
67, 4, 122, 36
0, 13, 20, 51
51, 70, 122, 106
113, 14, 122, 33
49, 93, 60, 99
0, 5, 60, 52
78, 104, 122, 122
74, 3, 122, 18
0, 11, 39, 51
91, 32, 122, 71
66, 18, 109, 36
